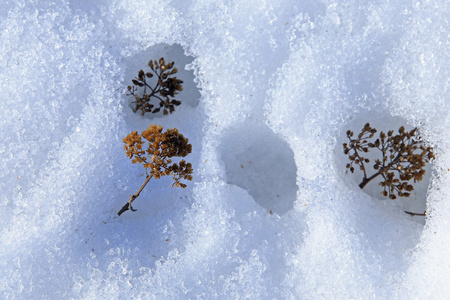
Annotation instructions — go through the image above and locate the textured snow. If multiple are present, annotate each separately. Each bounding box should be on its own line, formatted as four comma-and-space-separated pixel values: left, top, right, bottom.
0, 0, 449, 298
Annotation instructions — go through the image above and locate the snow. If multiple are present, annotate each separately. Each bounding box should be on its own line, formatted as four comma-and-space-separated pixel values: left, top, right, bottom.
0, 0, 449, 298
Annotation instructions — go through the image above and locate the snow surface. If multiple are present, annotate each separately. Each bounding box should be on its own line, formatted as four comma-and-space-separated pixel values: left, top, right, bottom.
0, 0, 449, 298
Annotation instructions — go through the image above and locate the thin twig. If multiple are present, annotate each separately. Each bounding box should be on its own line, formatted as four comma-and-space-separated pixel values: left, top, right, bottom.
404, 210, 426, 217
118, 174, 153, 216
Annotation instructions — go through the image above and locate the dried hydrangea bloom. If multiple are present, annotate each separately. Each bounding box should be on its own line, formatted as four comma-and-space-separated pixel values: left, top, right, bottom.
127, 57, 183, 115
118, 125, 193, 216
343, 123, 434, 201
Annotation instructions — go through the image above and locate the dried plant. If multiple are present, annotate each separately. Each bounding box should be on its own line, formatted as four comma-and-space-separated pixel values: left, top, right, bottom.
343, 123, 434, 215
127, 57, 183, 115
118, 125, 193, 216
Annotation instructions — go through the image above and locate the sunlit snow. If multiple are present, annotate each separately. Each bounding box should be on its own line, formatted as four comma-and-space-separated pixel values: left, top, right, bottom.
0, 0, 449, 298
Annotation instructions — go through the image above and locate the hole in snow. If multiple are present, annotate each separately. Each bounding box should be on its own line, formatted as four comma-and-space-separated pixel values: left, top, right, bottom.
334, 110, 433, 223
122, 43, 200, 119
219, 122, 298, 215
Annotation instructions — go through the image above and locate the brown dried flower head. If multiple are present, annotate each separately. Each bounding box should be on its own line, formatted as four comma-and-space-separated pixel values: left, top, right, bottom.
343, 123, 434, 200
123, 124, 193, 187
127, 57, 183, 115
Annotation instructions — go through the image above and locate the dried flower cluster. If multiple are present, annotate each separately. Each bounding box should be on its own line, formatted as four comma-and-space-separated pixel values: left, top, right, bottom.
118, 125, 193, 216
127, 57, 183, 115
343, 123, 434, 200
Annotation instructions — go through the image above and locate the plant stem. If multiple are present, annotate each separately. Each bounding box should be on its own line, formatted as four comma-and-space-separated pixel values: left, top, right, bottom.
404, 211, 426, 216
359, 172, 381, 189
118, 174, 153, 216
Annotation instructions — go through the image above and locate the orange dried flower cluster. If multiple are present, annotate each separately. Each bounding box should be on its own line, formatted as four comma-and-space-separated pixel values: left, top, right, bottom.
343, 123, 434, 200
123, 124, 193, 187
127, 57, 183, 115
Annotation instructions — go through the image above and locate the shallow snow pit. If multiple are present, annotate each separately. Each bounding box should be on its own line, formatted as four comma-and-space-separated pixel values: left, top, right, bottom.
219, 121, 297, 215
117, 44, 203, 216
122, 43, 201, 120
334, 110, 433, 223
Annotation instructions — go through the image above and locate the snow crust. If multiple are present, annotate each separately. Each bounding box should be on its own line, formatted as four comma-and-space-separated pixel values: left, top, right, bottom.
0, 0, 449, 298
